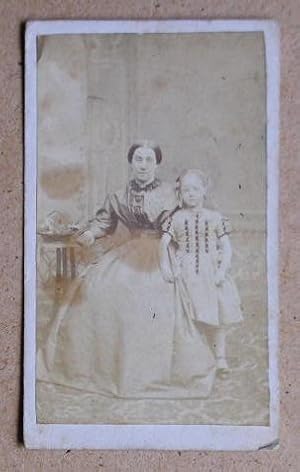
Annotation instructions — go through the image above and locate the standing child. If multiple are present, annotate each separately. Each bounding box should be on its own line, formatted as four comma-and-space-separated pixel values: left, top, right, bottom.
160, 169, 243, 376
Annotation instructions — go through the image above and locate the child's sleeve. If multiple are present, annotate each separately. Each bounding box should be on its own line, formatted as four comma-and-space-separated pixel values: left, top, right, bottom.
216, 214, 232, 238
161, 216, 176, 240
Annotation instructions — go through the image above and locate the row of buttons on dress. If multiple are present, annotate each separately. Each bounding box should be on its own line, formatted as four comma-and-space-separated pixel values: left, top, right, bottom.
184, 217, 209, 274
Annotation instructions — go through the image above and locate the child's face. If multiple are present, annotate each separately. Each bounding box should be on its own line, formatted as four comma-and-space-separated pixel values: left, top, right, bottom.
180, 174, 206, 208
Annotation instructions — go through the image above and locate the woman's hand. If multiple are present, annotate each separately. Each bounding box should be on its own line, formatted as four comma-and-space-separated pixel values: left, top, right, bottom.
76, 230, 95, 247
215, 268, 226, 286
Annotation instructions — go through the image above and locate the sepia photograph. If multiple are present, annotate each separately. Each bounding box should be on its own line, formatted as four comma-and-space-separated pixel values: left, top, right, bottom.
24, 20, 279, 449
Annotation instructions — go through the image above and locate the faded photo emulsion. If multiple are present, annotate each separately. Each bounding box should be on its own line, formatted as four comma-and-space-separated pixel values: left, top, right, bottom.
35, 31, 270, 427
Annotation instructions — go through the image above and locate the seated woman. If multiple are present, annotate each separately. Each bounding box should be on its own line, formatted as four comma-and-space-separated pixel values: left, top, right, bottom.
37, 142, 216, 398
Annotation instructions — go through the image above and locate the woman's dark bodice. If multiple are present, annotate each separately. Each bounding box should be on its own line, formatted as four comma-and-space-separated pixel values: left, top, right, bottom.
91, 179, 178, 235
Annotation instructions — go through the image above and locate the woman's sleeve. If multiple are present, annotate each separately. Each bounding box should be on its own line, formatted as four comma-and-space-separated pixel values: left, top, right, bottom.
216, 214, 232, 238
161, 216, 176, 240
89, 195, 118, 237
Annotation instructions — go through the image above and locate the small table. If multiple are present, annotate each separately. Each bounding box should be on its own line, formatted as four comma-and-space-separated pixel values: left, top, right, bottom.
38, 232, 79, 295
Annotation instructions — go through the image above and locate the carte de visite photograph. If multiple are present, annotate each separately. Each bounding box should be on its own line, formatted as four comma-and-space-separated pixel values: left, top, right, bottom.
24, 20, 280, 450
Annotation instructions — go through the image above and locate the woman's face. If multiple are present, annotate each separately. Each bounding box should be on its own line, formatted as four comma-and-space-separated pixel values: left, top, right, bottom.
180, 174, 206, 208
131, 147, 157, 183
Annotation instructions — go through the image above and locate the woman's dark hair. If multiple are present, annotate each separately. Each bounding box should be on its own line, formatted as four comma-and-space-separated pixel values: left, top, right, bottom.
127, 143, 162, 164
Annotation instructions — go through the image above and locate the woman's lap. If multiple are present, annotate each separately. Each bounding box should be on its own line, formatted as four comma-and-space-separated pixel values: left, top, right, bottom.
38, 238, 216, 398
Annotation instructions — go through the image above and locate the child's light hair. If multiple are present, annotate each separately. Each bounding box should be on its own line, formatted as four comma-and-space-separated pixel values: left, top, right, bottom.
176, 169, 210, 194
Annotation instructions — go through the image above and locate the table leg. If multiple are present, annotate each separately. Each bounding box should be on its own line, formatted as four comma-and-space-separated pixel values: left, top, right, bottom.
56, 248, 62, 279
70, 247, 76, 278
62, 247, 68, 278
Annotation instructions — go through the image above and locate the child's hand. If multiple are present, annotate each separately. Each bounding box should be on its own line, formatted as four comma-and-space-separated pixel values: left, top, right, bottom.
172, 261, 181, 279
160, 263, 175, 283
215, 269, 226, 286
76, 230, 95, 247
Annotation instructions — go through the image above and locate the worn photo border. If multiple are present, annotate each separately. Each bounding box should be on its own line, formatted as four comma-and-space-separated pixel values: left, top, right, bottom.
24, 19, 280, 450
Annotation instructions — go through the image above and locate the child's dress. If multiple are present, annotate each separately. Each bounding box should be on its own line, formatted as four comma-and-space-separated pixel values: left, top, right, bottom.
163, 208, 243, 326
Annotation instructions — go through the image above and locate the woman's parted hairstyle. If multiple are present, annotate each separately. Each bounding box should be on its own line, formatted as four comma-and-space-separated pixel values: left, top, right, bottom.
127, 142, 162, 165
